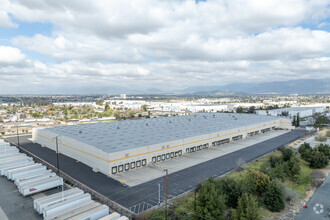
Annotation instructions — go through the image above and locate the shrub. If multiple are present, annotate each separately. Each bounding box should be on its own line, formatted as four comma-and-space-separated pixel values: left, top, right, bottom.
233, 193, 261, 220
316, 144, 330, 159
264, 180, 285, 212
280, 148, 293, 161
285, 156, 301, 179
195, 177, 227, 219
218, 177, 243, 208
269, 155, 282, 168
240, 173, 257, 194
315, 135, 327, 142
269, 163, 286, 181
298, 143, 312, 161
309, 151, 329, 169
249, 170, 270, 194
314, 115, 330, 128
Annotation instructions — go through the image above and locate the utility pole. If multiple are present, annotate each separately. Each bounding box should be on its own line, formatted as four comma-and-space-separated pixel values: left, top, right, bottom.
53, 135, 61, 174
158, 183, 161, 206
164, 169, 168, 220
55, 136, 60, 174
16, 124, 20, 146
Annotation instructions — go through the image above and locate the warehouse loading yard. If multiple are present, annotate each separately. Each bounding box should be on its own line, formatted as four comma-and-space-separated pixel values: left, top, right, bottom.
6, 128, 309, 215
5, 113, 310, 216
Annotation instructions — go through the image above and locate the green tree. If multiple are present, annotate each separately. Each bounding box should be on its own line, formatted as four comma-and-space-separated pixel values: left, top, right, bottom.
284, 156, 301, 179
113, 110, 120, 119
141, 104, 148, 111
314, 115, 330, 128
292, 115, 296, 126
248, 106, 256, 114
240, 173, 257, 194
218, 177, 243, 208
298, 143, 312, 161
296, 113, 300, 126
317, 144, 330, 159
269, 155, 282, 168
280, 148, 293, 162
195, 177, 226, 219
269, 163, 286, 181
264, 180, 285, 212
249, 170, 270, 194
309, 151, 329, 169
236, 106, 244, 113
233, 193, 261, 220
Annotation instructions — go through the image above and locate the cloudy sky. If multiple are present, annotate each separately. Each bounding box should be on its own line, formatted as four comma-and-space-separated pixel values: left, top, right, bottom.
0, 0, 329, 94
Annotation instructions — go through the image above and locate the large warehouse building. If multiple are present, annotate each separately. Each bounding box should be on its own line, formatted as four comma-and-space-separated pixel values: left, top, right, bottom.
32, 113, 293, 176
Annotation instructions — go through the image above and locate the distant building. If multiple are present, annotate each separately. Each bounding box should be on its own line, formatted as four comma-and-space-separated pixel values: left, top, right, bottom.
256, 106, 325, 118
120, 94, 127, 99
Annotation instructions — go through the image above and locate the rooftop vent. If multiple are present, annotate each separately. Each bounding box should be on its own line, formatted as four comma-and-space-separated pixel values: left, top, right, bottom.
146, 123, 148, 126
117, 126, 120, 129
79, 130, 82, 134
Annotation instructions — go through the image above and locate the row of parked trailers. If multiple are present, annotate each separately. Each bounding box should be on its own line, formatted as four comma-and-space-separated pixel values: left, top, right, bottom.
0, 139, 129, 220
0, 142, 63, 196
34, 188, 128, 220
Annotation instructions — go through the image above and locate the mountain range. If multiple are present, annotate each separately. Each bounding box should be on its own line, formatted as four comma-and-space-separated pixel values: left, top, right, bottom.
182, 79, 330, 95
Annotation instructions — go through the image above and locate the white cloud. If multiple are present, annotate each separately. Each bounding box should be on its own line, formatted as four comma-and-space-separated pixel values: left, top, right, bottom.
0, 46, 25, 64
0, 10, 17, 28
0, 0, 329, 93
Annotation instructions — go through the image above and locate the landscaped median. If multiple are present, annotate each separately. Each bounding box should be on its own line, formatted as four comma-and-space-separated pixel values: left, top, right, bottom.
141, 143, 329, 220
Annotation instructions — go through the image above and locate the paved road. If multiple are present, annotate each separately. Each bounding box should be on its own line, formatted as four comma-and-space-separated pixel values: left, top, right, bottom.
296, 174, 330, 220
0, 176, 42, 220
6, 129, 309, 214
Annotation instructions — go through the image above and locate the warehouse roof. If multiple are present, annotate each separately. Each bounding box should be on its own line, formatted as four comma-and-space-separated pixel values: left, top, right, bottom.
45, 113, 280, 153
273, 106, 324, 112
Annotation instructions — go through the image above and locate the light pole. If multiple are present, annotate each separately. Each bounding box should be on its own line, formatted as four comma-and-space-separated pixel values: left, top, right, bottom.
16, 117, 20, 146
158, 183, 161, 206
52, 135, 61, 174
164, 169, 168, 220
16, 123, 20, 146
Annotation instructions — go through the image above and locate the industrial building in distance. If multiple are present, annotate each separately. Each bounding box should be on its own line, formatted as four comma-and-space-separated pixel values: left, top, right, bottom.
256, 106, 325, 118
32, 113, 293, 176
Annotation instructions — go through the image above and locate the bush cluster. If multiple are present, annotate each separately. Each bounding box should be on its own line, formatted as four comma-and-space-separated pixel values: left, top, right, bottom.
298, 143, 329, 169
264, 148, 301, 182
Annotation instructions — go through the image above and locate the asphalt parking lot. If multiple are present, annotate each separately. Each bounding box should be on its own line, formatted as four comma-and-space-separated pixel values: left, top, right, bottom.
6, 129, 309, 214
